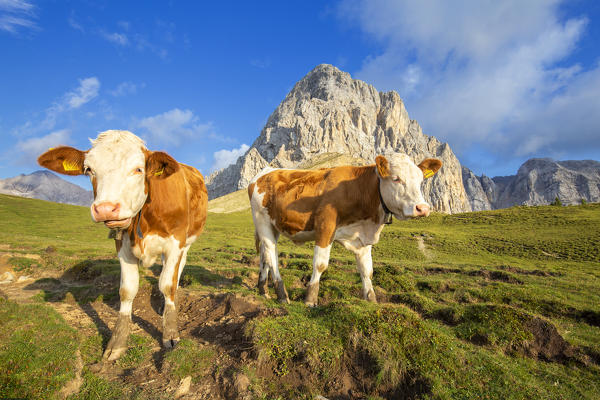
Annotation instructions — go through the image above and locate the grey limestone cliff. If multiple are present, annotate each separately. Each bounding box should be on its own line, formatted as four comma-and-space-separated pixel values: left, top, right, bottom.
462, 159, 600, 209
207, 64, 471, 213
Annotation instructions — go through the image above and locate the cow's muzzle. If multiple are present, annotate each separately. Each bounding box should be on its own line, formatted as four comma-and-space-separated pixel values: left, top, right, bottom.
91, 202, 132, 228
414, 203, 430, 217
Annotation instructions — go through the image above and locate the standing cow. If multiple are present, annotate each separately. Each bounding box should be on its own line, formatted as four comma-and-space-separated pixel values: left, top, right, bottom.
248, 153, 441, 306
38, 130, 207, 360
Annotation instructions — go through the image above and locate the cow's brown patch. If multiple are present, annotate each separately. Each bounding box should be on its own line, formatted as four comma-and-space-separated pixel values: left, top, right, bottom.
171, 252, 184, 301
255, 165, 382, 247
127, 163, 207, 249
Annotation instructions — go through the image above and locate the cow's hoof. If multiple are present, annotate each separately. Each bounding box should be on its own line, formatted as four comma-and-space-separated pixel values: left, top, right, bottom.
163, 338, 180, 349
103, 315, 130, 361
258, 279, 270, 299
162, 304, 180, 349
275, 280, 290, 304
304, 282, 319, 307
365, 289, 377, 303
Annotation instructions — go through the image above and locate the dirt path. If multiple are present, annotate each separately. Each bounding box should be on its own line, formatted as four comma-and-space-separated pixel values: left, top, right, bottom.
0, 262, 275, 400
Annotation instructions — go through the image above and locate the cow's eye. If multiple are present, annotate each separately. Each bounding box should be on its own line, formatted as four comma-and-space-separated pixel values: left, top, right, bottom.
392, 176, 402, 183
134, 167, 144, 174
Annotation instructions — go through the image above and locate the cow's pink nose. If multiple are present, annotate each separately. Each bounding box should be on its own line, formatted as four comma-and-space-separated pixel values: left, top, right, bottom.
414, 203, 430, 217
91, 202, 121, 222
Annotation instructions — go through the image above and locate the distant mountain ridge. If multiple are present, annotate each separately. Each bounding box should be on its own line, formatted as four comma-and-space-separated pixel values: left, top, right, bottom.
0, 170, 93, 206
462, 159, 600, 210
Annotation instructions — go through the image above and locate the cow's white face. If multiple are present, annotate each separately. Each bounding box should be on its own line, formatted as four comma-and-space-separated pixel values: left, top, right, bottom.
376, 153, 442, 219
38, 130, 180, 229
84, 131, 148, 228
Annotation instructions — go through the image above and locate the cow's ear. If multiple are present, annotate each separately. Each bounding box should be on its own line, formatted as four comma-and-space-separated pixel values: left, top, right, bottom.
146, 151, 180, 179
375, 155, 391, 178
418, 158, 442, 179
38, 146, 86, 176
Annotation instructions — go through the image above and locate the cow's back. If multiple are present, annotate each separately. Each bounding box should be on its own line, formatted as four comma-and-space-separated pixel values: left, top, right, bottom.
254, 166, 377, 236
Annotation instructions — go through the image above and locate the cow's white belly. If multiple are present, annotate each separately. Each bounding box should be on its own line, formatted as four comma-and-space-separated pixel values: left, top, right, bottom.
334, 220, 384, 252
131, 234, 181, 268
282, 230, 316, 244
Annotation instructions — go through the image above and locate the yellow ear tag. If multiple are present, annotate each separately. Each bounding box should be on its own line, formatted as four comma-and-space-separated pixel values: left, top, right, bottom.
423, 169, 434, 179
62, 160, 80, 172
154, 167, 164, 176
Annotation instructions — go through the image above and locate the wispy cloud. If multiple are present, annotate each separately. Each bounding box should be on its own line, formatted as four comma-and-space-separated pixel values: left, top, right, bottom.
95, 20, 170, 59
110, 81, 144, 97
67, 10, 83, 32
14, 77, 100, 136
250, 57, 271, 69
101, 31, 128, 46
63, 77, 100, 109
0, 0, 37, 34
16, 129, 70, 163
211, 144, 249, 172
137, 108, 215, 146
338, 0, 600, 171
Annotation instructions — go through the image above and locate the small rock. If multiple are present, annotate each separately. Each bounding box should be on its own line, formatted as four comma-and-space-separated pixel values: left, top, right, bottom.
17, 275, 32, 283
314, 396, 329, 400
0, 271, 15, 284
233, 373, 250, 394
174, 376, 192, 398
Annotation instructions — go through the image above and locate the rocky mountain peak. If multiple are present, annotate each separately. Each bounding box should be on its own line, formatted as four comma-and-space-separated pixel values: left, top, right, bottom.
0, 170, 93, 206
207, 64, 471, 213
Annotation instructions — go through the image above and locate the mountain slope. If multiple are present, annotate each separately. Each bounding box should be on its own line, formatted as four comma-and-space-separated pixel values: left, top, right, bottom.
462, 159, 600, 209
207, 64, 471, 213
0, 170, 93, 206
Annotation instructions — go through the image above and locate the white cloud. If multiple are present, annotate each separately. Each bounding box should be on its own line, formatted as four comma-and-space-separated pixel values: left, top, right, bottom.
101, 31, 128, 46
211, 144, 250, 172
63, 77, 100, 109
68, 11, 83, 32
16, 129, 70, 162
137, 108, 214, 146
0, 0, 37, 34
110, 81, 143, 97
338, 0, 600, 169
14, 77, 100, 136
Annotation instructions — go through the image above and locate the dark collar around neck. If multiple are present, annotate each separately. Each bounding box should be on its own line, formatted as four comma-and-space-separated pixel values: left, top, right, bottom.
378, 180, 393, 225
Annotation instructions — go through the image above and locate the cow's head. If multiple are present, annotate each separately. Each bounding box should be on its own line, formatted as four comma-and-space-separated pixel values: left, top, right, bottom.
38, 130, 179, 229
375, 153, 442, 219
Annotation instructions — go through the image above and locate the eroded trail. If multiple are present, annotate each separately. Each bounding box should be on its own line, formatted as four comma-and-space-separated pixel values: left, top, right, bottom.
0, 261, 278, 400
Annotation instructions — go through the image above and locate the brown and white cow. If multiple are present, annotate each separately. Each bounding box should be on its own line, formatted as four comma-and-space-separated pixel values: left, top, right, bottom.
248, 153, 441, 306
38, 130, 207, 360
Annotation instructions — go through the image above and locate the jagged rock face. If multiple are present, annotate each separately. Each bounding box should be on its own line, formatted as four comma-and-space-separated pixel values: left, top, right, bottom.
0, 170, 93, 206
462, 167, 492, 211
494, 159, 600, 208
207, 64, 471, 213
462, 159, 600, 209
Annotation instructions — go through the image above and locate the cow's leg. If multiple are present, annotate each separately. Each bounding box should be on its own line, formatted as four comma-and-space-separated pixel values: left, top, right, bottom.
305, 244, 332, 307
354, 245, 376, 302
104, 243, 139, 360
255, 230, 270, 298
260, 230, 289, 303
158, 245, 188, 348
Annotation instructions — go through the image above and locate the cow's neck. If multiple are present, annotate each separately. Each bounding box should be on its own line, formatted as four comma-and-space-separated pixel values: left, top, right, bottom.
349, 166, 391, 227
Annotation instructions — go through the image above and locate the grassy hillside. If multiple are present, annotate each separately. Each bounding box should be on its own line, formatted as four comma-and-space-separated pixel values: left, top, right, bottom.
0, 193, 599, 399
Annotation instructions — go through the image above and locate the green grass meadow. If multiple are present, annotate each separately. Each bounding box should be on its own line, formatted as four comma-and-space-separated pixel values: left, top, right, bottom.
0, 193, 599, 399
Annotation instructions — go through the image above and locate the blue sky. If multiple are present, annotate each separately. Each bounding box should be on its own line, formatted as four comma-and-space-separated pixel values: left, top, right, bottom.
1, 0, 599, 190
